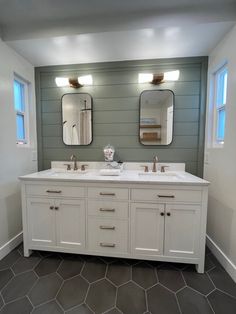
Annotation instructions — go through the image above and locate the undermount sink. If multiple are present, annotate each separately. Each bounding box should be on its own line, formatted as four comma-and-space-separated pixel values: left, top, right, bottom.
138, 171, 180, 178
45, 169, 89, 177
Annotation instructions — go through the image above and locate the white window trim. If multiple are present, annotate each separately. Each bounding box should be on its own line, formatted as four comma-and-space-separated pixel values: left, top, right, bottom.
14, 74, 30, 147
209, 63, 227, 149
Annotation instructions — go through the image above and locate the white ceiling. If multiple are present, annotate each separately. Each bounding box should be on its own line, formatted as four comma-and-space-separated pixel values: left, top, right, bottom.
0, 0, 236, 66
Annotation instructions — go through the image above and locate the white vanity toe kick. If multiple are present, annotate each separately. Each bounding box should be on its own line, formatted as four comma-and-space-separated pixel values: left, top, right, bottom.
19, 167, 209, 273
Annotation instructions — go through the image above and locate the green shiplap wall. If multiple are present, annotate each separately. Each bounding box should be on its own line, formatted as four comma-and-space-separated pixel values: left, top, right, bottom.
35, 57, 208, 176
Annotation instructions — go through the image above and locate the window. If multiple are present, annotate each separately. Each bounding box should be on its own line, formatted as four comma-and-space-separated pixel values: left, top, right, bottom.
211, 64, 228, 146
14, 76, 29, 145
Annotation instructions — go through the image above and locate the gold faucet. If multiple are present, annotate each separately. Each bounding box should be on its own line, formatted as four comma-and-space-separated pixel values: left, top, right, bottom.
70, 154, 78, 171
152, 156, 158, 172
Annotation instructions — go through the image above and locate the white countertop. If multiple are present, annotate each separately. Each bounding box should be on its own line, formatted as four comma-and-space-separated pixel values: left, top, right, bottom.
19, 167, 209, 186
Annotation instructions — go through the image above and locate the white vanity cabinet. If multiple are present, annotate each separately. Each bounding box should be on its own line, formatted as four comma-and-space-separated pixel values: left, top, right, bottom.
21, 178, 208, 273
23, 184, 86, 253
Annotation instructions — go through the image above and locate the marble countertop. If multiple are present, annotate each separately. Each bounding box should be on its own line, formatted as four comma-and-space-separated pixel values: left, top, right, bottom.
19, 168, 209, 186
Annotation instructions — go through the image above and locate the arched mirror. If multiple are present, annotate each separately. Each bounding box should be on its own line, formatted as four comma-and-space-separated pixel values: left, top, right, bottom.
139, 90, 174, 145
62, 93, 92, 145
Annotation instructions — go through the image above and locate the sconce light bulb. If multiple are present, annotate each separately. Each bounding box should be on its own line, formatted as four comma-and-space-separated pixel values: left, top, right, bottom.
55, 77, 70, 87
138, 73, 154, 83
78, 75, 93, 86
163, 70, 180, 81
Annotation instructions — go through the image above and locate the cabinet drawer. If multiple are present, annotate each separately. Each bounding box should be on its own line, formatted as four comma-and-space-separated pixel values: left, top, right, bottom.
88, 187, 128, 200
87, 217, 128, 253
131, 188, 202, 203
88, 200, 128, 218
26, 184, 85, 198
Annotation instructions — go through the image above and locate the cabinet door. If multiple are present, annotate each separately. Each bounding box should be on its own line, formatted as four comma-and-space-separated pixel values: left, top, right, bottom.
27, 198, 56, 247
131, 203, 164, 256
56, 199, 85, 250
164, 204, 201, 258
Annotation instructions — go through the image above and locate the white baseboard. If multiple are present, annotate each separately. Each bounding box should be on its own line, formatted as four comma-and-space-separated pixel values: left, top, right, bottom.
206, 235, 236, 282
0, 232, 23, 260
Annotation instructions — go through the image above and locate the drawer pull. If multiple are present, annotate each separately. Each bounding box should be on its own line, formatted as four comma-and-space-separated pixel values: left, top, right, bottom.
157, 195, 175, 198
99, 208, 115, 212
167, 212, 171, 216
160, 212, 165, 216
99, 192, 116, 196
49, 206, 54, 210
100, 226, 115, 230
54, 206, 59, 210
46, 190, 62, 194
100, 243, 116, 248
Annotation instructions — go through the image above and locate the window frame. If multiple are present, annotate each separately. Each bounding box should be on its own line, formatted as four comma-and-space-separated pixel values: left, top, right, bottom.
211, 63, 228, 148
14, 75, 30, 146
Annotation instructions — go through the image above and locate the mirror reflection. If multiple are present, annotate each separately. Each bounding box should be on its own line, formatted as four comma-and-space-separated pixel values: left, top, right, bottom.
62, 93, 92, 145
140, 90, 174, 145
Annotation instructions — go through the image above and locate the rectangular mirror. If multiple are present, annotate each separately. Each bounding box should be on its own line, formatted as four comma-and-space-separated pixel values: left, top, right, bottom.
139, 90, 174, 145
62, 93, 92, 145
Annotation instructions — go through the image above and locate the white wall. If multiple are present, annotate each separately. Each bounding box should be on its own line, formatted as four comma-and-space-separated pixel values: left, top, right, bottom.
204, 25, 236, 279
0, 38, 37, 257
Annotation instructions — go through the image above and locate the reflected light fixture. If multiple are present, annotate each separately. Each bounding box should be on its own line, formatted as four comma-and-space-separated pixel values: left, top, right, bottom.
138, 70, 180, 84
55, 75, 93, 88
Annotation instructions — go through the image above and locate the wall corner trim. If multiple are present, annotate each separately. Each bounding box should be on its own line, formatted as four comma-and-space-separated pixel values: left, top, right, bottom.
206, 235, 236, 283
0, 232, 23, 261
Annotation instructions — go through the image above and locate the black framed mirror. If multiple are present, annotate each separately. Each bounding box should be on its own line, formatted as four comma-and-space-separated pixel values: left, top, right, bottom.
139, 90, 174, 145
62, 93, 93, 145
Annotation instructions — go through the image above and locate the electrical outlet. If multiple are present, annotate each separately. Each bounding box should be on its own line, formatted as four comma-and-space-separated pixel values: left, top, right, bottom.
32, 151, 37, 161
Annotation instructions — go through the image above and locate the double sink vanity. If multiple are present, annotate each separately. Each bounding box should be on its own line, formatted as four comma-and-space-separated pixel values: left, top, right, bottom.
19, 161, 209, 273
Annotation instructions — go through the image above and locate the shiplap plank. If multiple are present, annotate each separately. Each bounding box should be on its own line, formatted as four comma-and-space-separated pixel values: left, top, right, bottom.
42, 100, 61, 113
43, 148, 198, 162
175, 95, 199, 109
42, 121, 199, 137
40, 81, 200, 101
42, 135, 198, 149
174, 122, 199, 136
40, 66, 201, 88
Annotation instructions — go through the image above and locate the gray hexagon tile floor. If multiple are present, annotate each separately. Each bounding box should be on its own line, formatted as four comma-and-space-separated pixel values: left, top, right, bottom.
0, 244, 236, 314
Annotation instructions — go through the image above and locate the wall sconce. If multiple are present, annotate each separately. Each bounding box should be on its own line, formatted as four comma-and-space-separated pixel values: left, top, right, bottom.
138, 70, 180, 84
55, 75, 93, 88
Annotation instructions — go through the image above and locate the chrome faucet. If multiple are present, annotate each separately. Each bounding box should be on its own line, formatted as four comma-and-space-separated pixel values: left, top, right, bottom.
70, 154, 78, 171
152, 156, 158, 172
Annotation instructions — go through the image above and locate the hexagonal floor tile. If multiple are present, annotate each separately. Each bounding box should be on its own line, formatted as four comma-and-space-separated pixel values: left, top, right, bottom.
82, 257, 106, 283
132, 262, 157, 289
117, 281, 146, 314
157, 266, 185, 292
57, 275, 89, 311
177, 287, 213, 314
208, 289, 236, 314
32, 300, 63, 314
147, 284, 180, 314
204, 254, 215, 272
0, 296, 32, 314
0, 268, 14, 290
105, 308, 122, 314
0, 250, 20, 270
86, 279, 116, 314
0, 294, 3, 310
57, 255, 84, 280
208, 266, 236, 298
29, 273, 62, 306
12, 252, 41, 274
34, 254, 62, 277
66, 303, 93, 313
16, 243, 24, 256
182, 266, 214, 295
107, 261, 131, 286
2, 270, 37, 303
